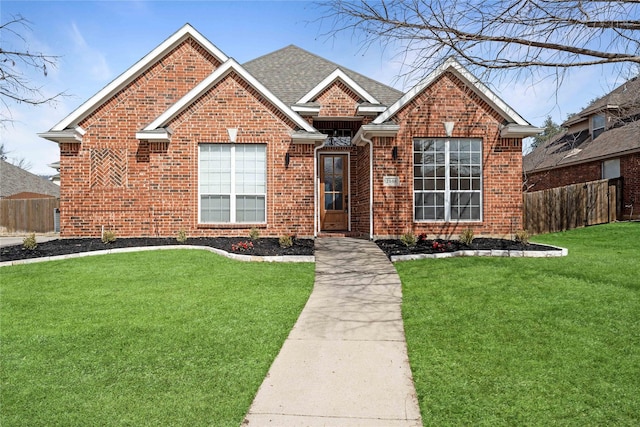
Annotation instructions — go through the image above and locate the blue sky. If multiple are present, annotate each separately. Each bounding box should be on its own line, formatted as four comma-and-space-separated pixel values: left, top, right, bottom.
1, 0, 631, 175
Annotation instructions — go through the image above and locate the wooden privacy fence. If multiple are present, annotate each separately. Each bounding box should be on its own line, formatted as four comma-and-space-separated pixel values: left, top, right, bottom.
0, 198, 60, 233
524, 178, 622, 235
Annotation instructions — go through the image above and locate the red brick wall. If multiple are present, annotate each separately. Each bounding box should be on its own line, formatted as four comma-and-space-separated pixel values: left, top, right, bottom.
60, 43, 528, 239
526, 152, 640, 220
371, 72, 524, 238
316, 81, 361, 117
60, 40, 315, 238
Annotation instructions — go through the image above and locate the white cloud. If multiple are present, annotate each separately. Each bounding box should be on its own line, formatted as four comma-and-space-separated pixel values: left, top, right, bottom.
69, 22, 112, 81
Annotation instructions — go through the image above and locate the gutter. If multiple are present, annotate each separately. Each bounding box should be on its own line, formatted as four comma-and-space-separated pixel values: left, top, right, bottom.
313, 139, 329, 238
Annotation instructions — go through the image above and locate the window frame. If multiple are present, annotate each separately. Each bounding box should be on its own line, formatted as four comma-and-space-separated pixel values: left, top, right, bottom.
592, 114, 606, 139
413, 138, 483, 223
198, 143, 267, 224
602, 158, 621, 179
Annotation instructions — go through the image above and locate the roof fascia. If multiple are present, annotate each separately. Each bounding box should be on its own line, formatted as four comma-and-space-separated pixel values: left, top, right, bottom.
51, 24, 228, 132
142, 58, 316, 134
297, 69, 380, 104
501, 124, 543, 138
37, 126, 86, 144
528, 146, 640, 173
292, 105, 321, 116
352, 123, 400, 145
374, 58, 530, 126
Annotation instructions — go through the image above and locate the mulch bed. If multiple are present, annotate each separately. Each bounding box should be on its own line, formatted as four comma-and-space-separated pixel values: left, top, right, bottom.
0, 237, 314, 262
2, 236, 561, 263
375, 238, 559, 259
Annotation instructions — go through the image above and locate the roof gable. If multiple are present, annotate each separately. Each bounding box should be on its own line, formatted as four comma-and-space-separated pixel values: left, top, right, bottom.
243, 45, 402, 107
373, 58, 539, 137
137, 58, 317, 138
297, 69, 379, 104
50, 24, 228, 132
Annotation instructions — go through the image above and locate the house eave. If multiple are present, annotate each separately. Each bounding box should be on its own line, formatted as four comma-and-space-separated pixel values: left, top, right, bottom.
37, 127, 85, 144
291, 105, 321, 116
352, 123, 400, 145
357, 104, 387, 115
291, 131, 327, 144
135, 128, 173, 142
500, 124, 543, 138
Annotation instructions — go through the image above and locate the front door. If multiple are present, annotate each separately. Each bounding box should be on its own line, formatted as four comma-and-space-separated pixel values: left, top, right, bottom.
320, 154, 349, 231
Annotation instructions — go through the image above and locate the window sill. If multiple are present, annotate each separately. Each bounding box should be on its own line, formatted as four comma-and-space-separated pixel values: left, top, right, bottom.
197, 223, 267, 229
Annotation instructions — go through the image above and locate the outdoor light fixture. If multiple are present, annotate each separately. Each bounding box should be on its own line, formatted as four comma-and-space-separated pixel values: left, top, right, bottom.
285, 153, 291, 168
227, 128, 238, 143
392, 146, 398, 160
443, 121, 455, 137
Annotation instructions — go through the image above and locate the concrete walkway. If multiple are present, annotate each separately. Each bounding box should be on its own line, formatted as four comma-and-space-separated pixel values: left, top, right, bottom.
243, 237, 422, 426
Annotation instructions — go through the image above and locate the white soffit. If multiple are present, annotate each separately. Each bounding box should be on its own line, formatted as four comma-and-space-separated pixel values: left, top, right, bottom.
141, 58, 316, 134
374, 57, 531, 127
51, 24, 229, 132
297, 69, 380, 105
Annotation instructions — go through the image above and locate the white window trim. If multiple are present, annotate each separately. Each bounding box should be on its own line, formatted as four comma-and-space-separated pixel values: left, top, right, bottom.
198, 144, 267, 224
413, 138, 483, 223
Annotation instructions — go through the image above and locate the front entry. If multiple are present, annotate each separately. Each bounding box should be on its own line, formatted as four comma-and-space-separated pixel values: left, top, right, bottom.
320, 154, 349, 231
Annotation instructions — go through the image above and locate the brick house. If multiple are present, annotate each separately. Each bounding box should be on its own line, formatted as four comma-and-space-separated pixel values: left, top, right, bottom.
524, 77, 640, 220
39, 24, 539, 239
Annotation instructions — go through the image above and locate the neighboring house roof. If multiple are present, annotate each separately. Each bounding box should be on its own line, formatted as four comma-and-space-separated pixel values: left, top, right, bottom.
0, 160, 60, 199
372, 57, 541, 138
564, 76, 640, 126
242, 45, 403, 107
524, 76, 640, 173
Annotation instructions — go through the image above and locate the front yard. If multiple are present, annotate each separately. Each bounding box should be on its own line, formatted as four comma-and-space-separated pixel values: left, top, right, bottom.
0, 250, 314, 426
1, 223, 638, 426
398, 222, 640, 425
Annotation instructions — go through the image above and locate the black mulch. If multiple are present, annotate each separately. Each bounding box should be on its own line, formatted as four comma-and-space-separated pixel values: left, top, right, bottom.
375, 238, 560, 259
2, 236, 561, 263
0, 237, 314, 262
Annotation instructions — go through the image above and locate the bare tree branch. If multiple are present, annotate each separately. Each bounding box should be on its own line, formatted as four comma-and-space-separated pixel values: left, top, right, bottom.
0, 14, 66, 125
319, 0, 640, 81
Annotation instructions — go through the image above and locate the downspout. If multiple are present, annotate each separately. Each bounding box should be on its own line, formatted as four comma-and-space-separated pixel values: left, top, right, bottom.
359, 132, 374, 240
313, 139, 329, 238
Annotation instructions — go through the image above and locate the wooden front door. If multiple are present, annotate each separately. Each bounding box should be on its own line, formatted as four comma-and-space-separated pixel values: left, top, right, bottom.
320, 154, 349, 231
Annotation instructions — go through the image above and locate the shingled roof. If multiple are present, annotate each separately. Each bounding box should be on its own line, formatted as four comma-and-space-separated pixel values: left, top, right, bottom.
243, 45, 403, 107
524, 76, 640, 173
0, 160, 60, 199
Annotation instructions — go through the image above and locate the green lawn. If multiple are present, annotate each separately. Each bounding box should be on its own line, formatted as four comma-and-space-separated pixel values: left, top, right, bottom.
0, 250, 314, 427
398, 223, 640, 426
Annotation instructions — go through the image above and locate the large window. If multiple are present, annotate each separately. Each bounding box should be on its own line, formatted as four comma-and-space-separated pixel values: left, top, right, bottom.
199, 144, 266, 223
414, 138, 482, 221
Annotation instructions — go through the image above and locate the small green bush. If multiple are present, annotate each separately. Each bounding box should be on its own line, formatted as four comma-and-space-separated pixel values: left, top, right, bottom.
102, 230, 117, 244
176, 229, 188, 243
515, 229, 530, 245
22, 233, 38, 251
400, 232, 417, 247
249, 227, 260, 240
279, 234, 293, 248
459, 228, 475, 246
